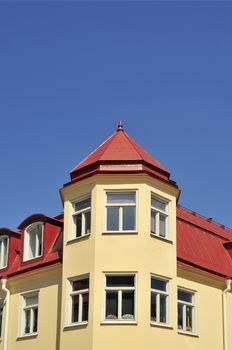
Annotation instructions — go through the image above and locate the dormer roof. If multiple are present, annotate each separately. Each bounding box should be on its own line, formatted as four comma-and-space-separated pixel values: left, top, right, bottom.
68, 122, 177, 187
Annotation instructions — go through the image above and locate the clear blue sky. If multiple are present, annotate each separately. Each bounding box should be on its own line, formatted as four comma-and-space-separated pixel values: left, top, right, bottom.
0, 2, 232, 230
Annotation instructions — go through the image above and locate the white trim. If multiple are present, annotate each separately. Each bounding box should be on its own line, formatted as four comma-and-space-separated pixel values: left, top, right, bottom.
71, 196, 91, 240
104, 191, 137, 233
20, 291, 39, 337
23, 222, 44, 262
66, 274, 89, 326
177, 287, 197, 334
0, 237, 9, 269
150, 193, 170, 240
103, 272, 137, 323
150, 274, 171, 326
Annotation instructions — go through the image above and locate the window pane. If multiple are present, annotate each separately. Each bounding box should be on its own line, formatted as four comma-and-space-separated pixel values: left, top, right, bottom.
122, 291, 134, 319
37, 229, 42, 256
29, 231, 36, 258
82, 293, 89, 322
107, 193, 135, 204
75, 214, 82, 237
107, 207, 119, 231
123, 207, 135, 230
25, 295, 38, 307
33, 308, 38, 333
106, 276, 134, 287
160, 294, 167, 323
150, 292, 156, 321
178, 303, 183, 329
186, 305, 193, 331
151, 278, 167, 292
151, 198, 166, 212
25, 309, 31, 334
151, 210, 156, 234
1, 238, 8, 267
72, 295, 79, 323
178, 290, 192, 303
159, 215, 166, 237
75, 198, 91, 212
73, 278, 89, 291
106, 292, 118, 319
84, 211, 91, 235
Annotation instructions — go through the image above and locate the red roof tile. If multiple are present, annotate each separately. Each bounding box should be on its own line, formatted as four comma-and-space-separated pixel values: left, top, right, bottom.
177, 206, 232, 277
70, 122, 170, 181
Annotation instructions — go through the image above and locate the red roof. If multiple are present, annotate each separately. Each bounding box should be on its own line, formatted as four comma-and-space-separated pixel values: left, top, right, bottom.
68, 122, 175, 186
177, 206, 232, 277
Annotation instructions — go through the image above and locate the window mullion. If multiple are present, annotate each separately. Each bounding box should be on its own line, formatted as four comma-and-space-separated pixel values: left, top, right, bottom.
30, 308, 33, 333
119, 207, 123, 231
82, 212, 85, 236
183, 304, 187, 331
79, 293, 83, 323
156, 293, 160, 323
118, 290, 122, 319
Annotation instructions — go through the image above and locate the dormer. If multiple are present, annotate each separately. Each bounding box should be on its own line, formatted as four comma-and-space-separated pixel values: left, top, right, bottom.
18, 214, 63, 264
0, 228, 21, 273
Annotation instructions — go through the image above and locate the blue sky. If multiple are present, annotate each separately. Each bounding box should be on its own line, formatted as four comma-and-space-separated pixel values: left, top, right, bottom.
0, 1, 232, 229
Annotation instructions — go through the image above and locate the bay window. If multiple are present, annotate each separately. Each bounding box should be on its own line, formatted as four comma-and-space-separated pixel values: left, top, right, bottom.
178, 288, 195, 333
104, 274, 136, 322
105, 192, 136, 232
69, 276, 89, 324
151, 195, 169, 238
0, 237, 8, 269
151, 276, 169, 325
73, 198, 91, 238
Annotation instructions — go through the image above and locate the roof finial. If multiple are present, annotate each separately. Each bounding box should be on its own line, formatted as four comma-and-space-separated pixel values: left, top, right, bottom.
117, 121, 123, 131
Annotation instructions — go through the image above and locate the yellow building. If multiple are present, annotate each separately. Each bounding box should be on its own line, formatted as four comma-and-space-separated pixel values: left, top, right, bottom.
1, 121, 232, 350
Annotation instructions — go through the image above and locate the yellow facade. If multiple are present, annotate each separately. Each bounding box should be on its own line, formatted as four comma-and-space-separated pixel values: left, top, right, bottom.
1, 162, 231, 349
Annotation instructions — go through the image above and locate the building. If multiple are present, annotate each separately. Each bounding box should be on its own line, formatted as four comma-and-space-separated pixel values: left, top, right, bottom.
0, 121, 232, 350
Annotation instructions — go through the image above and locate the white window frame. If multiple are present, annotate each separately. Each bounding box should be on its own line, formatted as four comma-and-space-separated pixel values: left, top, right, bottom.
150, 194, 170, 239
150, 274, 170, 326
72, 196, 91, 240
20, 291, 39, 336
23, 222, 43, 261
67, 275, 89, 326
104, 191, 137, 233
103, 273, 137, 324
0, 236, 9, 269
0, 299, 3, 338
177, 287, 196, 334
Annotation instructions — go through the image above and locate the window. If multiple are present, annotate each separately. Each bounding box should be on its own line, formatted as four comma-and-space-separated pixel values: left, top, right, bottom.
104, 274, 136, 322
24, 223, 43, 261
73, 198, 91, 238
178, 289, 195, 333
151, 196, 169, 238
0, 300, 3, 338
105, 192, 136, 232
22, 293, 39, 335
69, 276, 89, 324
0, 237, 8, 269
151, 276, 169, 324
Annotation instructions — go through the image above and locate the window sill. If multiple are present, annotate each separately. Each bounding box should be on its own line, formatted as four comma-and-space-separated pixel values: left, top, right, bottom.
102, 231, 138, 235
17, 333, 38, 340
150, 322, 173, 329
178, 330, 199, 338
67, 234, 91, 244
63, 322, 88, 330
101, 320, 137, 325
150, 233, 173, 244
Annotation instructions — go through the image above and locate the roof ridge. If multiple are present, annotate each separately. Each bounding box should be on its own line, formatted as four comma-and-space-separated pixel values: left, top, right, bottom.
70, 132, 116, 173
123, 131, 143, 160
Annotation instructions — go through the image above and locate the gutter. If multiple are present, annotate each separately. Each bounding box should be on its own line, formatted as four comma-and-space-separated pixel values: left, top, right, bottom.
1, 279, 10, 350
223, 279, 232, 350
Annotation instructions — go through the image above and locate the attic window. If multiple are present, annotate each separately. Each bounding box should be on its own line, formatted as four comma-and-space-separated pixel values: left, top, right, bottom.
24, 222, 43, 261
0, 237, 8, 269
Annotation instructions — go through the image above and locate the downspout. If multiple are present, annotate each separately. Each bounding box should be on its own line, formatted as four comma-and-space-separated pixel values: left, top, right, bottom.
223, 279, 232, 350
1, 279, 10, 350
